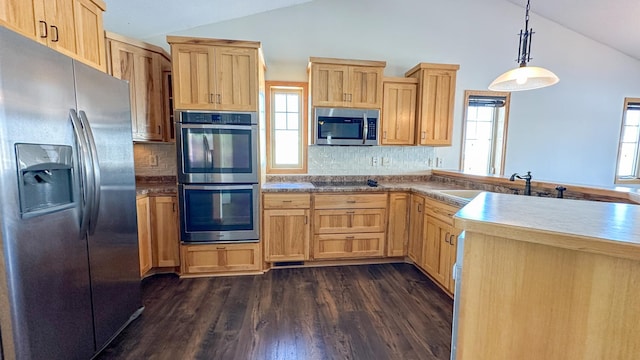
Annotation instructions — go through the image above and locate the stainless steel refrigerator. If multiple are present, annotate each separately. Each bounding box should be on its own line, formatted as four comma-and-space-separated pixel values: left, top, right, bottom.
0, 28, 142, 359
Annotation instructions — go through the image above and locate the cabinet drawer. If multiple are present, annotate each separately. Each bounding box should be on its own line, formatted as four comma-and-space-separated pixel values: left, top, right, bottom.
180, 243, 261, 274
314, 208, 386, 234
263, 193, 311, 209
314, 193, 387, 209
313, 233, 385, 260
425, 198, 460, 224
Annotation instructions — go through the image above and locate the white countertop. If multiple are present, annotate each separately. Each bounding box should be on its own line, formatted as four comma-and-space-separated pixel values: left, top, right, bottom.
454, 192, 640, 261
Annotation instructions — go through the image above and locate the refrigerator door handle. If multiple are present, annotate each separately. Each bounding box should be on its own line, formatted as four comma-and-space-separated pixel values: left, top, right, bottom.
79, 110, 101, 235
69, 109, 92, 238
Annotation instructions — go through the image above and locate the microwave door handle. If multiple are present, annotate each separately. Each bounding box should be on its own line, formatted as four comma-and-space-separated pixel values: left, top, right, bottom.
362, 113, 368, 144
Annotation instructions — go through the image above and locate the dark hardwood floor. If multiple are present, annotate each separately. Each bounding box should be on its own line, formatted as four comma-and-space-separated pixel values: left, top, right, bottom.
96, 263, 453, 360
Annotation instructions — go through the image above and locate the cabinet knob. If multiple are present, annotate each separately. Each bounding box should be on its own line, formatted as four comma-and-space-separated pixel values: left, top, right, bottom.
421, 131, 426, 139
383, 131, 387, 139
209, 94, 215, 103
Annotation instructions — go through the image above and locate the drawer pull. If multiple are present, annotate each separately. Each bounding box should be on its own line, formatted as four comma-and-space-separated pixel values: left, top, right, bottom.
346, 211, 355, 214
346, 236, 355, 239
281, 200, 293, 203
216, 247, 226, 250
346, 200, 356, 204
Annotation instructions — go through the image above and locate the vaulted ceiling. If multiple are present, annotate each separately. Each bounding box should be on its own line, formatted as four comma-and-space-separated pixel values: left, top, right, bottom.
103, 0, 640, 61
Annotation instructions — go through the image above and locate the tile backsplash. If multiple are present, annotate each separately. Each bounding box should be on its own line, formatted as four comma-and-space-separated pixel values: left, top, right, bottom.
133, 143, 434, 177
307, 145, 434, 175
133, 143, 177, 176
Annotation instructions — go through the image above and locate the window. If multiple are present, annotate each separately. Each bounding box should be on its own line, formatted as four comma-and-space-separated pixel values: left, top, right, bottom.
615, 98, 640, 183
266, 81, 308, 173
460, 90, 511, 175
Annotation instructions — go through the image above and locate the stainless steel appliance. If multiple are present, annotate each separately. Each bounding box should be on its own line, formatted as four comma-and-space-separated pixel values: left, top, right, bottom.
179, 184, 260, 242
177, 110, 258, 184
0, 28, 142, 359
314, 107, 380, 145
176, 110, 260, 243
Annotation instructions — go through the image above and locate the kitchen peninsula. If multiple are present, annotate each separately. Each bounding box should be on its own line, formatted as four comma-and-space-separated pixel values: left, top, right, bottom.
452, 192, 640, 360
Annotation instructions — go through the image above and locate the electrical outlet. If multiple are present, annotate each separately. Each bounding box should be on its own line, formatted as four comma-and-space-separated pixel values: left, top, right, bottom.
382, 157, 390, 166
427, 158, 433, 167
437, 157, 443, 167
148, 155, 158, 167
372, 156, 379, 167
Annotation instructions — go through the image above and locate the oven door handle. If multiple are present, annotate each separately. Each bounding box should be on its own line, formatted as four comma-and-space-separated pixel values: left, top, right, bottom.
202, 135, 213, 168
182, 184, 259, 191
362, 112, 368, 144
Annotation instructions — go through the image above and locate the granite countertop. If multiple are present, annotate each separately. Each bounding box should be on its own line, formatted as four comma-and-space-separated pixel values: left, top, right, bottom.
261, 180, 477, 208
454, 192, 640, 261
136, 176, 177, 196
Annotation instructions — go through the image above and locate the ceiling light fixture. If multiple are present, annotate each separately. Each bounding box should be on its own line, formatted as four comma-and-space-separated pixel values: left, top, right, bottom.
488, 0, 559, 91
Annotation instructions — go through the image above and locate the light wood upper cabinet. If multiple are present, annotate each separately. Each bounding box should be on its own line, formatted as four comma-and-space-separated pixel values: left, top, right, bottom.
107, 32, 171, 142
381, 77, 417, 145
0, 0, 106, 71
263, 193, 311, 262
167, 36, 261, 112
136, 196, 153, 277
405, 63, 459, 146
151, 196, 180, 268
309, 57, 386, 109
387, 192, 410, 257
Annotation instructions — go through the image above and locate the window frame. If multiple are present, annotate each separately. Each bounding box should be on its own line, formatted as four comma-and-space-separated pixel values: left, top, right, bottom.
265, 81, 308, 174
614, 97, 640, 184
459, 90, 511, 176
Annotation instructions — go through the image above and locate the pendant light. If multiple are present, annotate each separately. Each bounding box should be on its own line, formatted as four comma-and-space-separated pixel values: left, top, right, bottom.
489, 0, 559, 91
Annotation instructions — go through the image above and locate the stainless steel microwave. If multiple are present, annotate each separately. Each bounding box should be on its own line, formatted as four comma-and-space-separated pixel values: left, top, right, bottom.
314, 107, 380, 146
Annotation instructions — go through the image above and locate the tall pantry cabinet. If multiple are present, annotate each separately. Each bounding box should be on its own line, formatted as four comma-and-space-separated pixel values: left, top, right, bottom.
167, 35, 266, 277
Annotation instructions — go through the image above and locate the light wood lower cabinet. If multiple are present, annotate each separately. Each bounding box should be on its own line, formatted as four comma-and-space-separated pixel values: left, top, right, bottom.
408, 194, 425, 264
151, 196, 179, 267
422, 198, 461, 294
263, 193, 311, 262
387, 192, 409, 257
180, 243, 261, 274
312, 193, 387, 260
136, 196, 153, 276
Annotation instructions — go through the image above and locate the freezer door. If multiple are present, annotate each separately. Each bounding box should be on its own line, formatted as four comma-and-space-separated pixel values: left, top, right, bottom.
73, 61, 142, 350
0, 28, 94, 360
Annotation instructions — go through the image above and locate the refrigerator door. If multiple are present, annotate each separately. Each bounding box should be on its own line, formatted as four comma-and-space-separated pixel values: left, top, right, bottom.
73, 61, 142, 350
0, 28, 95, 359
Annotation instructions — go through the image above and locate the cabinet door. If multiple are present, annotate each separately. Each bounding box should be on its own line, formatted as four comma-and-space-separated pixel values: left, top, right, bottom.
446, 227, 460, 293
151, 196, 180, 267
0, 0, 44, 42
136, 197, 153, 276
181, 243, 261, 274
264, 209, 310, 262
171, 44, 216, 110
422, 215, 449, 285
382, 81, 416, 145
313, 232, 384, 260
110, 41, 163, 141
408, 194, 425, 264
416, 68, 457, 146
73, 0, 106, 71
349, 66, 383, 108
387, 193, 409, 257
43, 0, 78, 59
310, 63, 349, 107
214, 46, 257, 111
161, 57, 175, 142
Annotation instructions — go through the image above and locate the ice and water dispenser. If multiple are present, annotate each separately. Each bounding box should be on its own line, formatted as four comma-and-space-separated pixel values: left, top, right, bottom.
16, 144, 75, 217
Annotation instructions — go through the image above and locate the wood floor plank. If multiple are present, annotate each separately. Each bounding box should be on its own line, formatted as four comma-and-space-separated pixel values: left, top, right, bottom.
96, 263, 453, 360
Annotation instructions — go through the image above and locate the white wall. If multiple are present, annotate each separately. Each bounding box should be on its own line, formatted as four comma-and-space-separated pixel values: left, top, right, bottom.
144, 0, 640, 186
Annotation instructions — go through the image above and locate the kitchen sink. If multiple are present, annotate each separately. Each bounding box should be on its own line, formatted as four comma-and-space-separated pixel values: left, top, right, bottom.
437, 189, 486, 200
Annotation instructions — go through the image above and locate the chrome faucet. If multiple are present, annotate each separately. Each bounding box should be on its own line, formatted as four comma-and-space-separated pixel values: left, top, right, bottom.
509, 171, 532, 196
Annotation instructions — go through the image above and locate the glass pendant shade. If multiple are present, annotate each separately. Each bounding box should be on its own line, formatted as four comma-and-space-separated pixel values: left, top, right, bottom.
489, 65, 559, 91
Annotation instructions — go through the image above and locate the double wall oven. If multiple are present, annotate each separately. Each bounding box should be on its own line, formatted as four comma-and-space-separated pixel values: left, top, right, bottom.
176, 110, 259, 243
